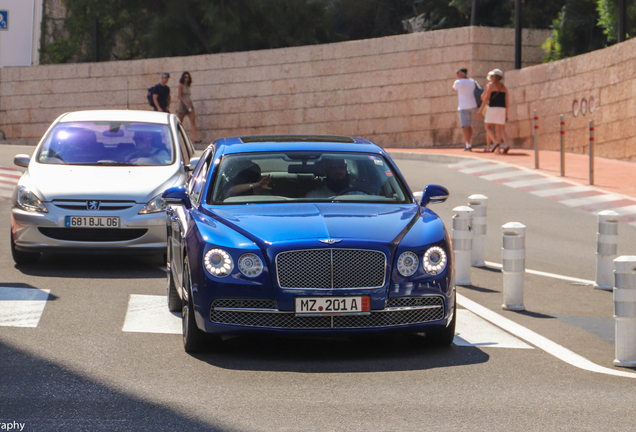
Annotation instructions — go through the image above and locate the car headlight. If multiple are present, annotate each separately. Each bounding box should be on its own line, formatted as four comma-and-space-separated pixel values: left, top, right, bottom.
16, 186, 48, 213
238, 253, 263, 277
138, 193, 167, 214
423, 246, 447, 275
204, 248, 233, 278
397, 251, 419, 277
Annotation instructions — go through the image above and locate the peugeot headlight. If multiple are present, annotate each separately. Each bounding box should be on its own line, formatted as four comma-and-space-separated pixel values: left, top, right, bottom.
138, 193, 167, 214
397, 251, 419, 277
204, 249, 233, 278
238, 253, 264, 277
423, 246, 447, 275
16, 186, 48, 213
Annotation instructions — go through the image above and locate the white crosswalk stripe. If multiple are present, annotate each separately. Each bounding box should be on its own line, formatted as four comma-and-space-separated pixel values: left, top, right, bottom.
480, 169, 537, 181
0, 287, 50, 327
122, 294, 181, 334
454, 309, 532, 349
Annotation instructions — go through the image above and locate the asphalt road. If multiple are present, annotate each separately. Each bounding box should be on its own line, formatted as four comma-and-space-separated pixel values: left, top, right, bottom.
1, 149, 636, 431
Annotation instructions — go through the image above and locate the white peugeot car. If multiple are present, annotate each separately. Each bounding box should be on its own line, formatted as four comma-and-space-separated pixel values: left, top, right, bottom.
10, 110, 198, 264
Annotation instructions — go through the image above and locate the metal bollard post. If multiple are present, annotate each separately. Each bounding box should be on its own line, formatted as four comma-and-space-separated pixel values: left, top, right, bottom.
533, 110, 539, 169
452, 206, 474, 285
502, 222, 526, 311
589, 120, 594, 185
595, 210, 619, 291
468, 194, 488, 267
560, 114, 565, 177
613, 256, 636, 367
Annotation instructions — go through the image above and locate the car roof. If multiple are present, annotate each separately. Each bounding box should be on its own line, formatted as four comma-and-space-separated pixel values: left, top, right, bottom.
58, 110, 171, 125
214, 135, 386, 155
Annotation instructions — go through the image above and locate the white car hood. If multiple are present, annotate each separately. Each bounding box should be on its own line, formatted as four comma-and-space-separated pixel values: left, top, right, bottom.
24, 163, 183, 203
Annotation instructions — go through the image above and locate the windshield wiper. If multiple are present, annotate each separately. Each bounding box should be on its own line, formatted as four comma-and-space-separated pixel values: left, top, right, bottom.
95, 161, 136, 166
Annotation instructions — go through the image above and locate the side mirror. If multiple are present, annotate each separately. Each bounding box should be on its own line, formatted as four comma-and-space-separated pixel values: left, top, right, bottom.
14, 154, 30, 168
186, 156, 201, 171
162, 186, 192, 209
419, 184, 449, 206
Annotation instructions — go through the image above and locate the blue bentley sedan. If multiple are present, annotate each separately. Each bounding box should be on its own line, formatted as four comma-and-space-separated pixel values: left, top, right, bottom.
162, 135, 455, 352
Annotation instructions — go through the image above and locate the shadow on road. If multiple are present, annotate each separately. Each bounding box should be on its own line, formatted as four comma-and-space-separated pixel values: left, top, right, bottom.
190, 333, 490, 373
13, 253, 166, 279
0, 340, 232, 432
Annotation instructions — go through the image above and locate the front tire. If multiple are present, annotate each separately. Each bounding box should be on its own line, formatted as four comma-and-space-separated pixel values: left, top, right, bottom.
10, 232, 40, 265
181, 256, 210, 353
425, 300, 457, 347
167, 265, 181, 312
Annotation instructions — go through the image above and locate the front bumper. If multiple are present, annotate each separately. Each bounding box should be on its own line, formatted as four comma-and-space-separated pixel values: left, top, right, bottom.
11, 205, 167, 254
198, 295, 453, 336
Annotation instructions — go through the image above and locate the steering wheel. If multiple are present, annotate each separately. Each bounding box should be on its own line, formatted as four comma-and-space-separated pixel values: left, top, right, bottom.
333, 187, 374, 197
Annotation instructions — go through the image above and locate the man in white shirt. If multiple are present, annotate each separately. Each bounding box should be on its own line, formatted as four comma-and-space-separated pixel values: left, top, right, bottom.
452, 68, 480, 151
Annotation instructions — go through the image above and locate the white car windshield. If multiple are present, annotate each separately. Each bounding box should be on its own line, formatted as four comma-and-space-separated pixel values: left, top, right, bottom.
208, 152, 411, 205
36, 121, 175, 166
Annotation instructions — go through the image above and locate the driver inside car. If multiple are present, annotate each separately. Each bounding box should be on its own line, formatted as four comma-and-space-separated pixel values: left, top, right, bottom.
306, 157, 365, 198
127, 131, 169, 164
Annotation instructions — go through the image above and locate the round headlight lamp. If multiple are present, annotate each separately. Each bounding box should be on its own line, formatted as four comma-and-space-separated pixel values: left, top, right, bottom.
204, 249, 233, 277
423, 246, 447, 275
238, 253, 263, 277
397, 251, 419, 277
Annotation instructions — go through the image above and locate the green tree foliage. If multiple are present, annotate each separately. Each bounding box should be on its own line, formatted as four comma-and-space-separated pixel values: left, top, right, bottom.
597, 0, 636, 42
542, 0, 609, 61
41, 0, 577, 64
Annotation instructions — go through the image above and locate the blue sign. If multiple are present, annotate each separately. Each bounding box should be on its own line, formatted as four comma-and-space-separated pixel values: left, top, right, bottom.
0, 11, 7, 30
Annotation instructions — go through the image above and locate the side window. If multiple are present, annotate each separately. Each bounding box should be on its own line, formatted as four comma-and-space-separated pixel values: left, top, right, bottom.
176, 128, 191, 165
177, 125, 194, 160
189, 152, 213, 206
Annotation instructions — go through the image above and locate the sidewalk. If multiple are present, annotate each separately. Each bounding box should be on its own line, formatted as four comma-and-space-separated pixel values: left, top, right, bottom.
384, 147, 636, 200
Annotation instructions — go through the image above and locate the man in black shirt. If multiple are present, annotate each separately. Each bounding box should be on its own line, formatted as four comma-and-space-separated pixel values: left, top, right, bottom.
151, 73, 171, 112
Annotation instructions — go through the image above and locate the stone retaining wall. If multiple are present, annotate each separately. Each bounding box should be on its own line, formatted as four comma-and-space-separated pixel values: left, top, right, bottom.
506, 37, 636, 161
0, 26, 548, 149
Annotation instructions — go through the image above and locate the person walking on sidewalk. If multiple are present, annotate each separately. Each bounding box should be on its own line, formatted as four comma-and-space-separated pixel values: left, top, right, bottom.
151, 72, 171, 113
480, 69, 510, 153
452, 68, 481, 151
177, 71, 202, 143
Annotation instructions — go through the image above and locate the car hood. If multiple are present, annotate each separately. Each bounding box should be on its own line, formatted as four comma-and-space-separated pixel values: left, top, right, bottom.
210, 203, 420, 245
24, 163, 183, 202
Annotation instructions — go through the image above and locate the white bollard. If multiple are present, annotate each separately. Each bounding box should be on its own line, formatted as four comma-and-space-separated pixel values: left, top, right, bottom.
468, 194, 488, 267
595, 210, 619, 291
452, 206, 474, 285
613, 256, 636, 368
502, 222, 526, 311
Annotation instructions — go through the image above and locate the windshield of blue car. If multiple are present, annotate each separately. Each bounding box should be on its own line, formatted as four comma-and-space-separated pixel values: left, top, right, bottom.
208, 152, 412, 204
35, 121, 175, 166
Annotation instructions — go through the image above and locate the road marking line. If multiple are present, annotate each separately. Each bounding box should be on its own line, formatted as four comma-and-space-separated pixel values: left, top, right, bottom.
459, 164, 511, 175
480, 169, 537, 181
122, 294, 181, 334
531, 185, 592, 197
454, 309, 533, 349
483, 261, 595, 285
0, 287, 50, 327
560, 193, 625, 207
457, 294, 636, 379
502, 176, 562, 188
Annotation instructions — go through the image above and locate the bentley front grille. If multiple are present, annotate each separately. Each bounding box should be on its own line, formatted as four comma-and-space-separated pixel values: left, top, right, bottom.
276, 249, 386, 289
209, 296, 445, 329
